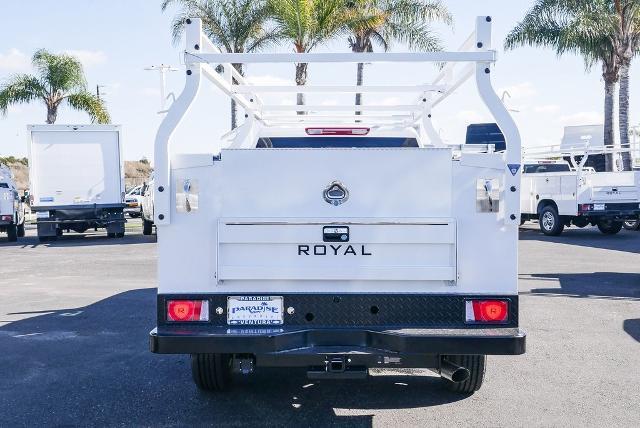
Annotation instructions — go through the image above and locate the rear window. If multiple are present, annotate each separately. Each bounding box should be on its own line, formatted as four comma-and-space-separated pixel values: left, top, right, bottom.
523, 164, 571, 174
256, 137, 419, 148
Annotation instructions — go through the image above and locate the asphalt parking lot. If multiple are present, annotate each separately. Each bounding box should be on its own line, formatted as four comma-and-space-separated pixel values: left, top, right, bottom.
1, 220, 639, 427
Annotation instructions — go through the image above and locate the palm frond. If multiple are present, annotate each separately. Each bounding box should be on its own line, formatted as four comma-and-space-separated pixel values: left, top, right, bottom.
0, 74, 47, 116
66, 91, 111, 124
32, 49, 86, 94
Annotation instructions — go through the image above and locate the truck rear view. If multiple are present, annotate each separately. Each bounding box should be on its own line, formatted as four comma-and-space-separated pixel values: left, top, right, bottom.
28, 125, 126, 241
150, 16, 526, 394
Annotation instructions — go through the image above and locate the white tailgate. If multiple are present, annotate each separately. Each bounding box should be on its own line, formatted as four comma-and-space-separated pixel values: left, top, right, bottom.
30, 128, 122, 206
217, 220, 456, 282
586, 171, 640, 202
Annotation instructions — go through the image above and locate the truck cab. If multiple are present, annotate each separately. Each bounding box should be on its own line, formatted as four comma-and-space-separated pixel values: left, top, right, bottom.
0, 164, 25, 242
149, 16, 525, 394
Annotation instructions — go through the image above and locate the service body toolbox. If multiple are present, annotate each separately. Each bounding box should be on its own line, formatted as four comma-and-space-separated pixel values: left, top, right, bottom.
28, 124, 126, 240
150, 16, 525, 394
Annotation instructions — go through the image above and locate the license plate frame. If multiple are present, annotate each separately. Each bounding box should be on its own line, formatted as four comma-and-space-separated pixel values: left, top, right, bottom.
593, 203, 606, 211
227, 296, 284, 326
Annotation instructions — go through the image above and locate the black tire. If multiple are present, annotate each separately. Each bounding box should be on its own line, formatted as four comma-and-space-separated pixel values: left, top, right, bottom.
142, 218, 153, 235
6, 224, 17, 242
107, 232, 116, 238
17, 222, 25, 237
441, 355, 486, 394
539, 205, 564, 236
622, 219, 640, 231
597, 219, 623, 235
116, 231, 125, 238
191, 353, 232, 391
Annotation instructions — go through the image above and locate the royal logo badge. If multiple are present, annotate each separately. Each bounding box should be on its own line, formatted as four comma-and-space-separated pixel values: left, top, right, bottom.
507, 164, 520, 176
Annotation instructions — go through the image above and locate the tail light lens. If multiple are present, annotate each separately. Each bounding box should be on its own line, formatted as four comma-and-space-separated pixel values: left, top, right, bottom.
580, 204, 592, 212
1, 215, 12, 221
167, 300, 209, 322
465, 300, 509, 324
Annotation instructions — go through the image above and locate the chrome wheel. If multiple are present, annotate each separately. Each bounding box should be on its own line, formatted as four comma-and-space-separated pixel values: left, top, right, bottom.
542, 211, 555, 231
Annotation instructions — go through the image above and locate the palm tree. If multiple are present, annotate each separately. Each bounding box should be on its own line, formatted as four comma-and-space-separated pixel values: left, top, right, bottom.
162, 0, 276, 128
612, 0, 640, 170
0, 49, 110, 124
267, 0, 352, 110
506, 0, 640, 171
346, 0, 452, 111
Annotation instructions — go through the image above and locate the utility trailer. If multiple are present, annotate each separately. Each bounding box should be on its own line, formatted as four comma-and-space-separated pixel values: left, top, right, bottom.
28, 125, 126, 241
149, 16, 526, 394
521, 145, 640, 236
0, 164, 26, 242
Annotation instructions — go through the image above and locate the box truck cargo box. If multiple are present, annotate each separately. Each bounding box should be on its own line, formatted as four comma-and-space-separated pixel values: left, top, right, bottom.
28, 124, 126, 240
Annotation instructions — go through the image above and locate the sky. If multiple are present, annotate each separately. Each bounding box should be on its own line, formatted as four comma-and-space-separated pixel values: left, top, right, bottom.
0, 0, 639, 161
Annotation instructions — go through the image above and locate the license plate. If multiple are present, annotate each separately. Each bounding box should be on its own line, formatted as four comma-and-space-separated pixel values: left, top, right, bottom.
594, 203, 605, 211
227, 296, 283, 325
36, 211, 49, 219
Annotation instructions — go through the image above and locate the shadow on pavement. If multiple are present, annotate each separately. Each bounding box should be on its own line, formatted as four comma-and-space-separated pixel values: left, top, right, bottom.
519, 226, 640, 254
0, 232, 155, 248
526, 272, 640, 299
0, 288, 466, 426
623, 319, 640, 343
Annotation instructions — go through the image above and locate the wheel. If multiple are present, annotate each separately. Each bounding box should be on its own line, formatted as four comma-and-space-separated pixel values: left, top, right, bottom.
6, 224, 17, 242
597, 218, 623, 235
142, 218, 153, 235
107, 232, 116, 238
441, 355, 486, 394
17, 222, 25, 237
191, 353, 232, 391
539, 206, 564, 236
623, 219, 640, 231
116, 232, 125, 238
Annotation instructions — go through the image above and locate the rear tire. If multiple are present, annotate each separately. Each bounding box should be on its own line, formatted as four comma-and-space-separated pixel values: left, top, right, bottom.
441, 355, 486, 394
142, 218, 153, 235
539, 206, 564, 236
597, 219, 623, 235
622, 219, 640, 231
6, 224, 17, 242
107, 232, 116, 238
191, 353, 232, 391
17, 222, 25, 237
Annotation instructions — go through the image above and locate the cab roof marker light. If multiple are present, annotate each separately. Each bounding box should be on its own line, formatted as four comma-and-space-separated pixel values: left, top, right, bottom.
305, 127, 370, 136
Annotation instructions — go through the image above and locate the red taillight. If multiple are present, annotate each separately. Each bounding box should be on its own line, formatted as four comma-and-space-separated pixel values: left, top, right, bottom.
1, 215, 12, 221
167, 300, 209, 322
465, 300, 509, 323
580, 204, 592, 212
305, 127, 370, 136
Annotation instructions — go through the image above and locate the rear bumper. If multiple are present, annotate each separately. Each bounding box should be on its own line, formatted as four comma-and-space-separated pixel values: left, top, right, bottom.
150, 326, 526, 356
151, 293, 525, 358
578, 202, 640, 218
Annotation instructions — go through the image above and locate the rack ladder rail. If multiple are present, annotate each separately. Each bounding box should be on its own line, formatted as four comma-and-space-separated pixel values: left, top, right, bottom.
154, 16, 521, 226
524, 142, 640, 175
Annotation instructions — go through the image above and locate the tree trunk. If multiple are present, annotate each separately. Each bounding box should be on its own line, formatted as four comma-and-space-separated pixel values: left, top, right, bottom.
603, 77, 616, 172
355, 62, 364, 116
295, 63, 308, 114
618, 61, 632, 171
46, 105, 57, 124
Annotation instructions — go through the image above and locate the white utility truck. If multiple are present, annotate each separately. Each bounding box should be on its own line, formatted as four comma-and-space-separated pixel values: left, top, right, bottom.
141, 174, 155, 235
28, 125, 126, 241
149, 17, 525, 394
0, 164, 25, 242
521, 145, 640, 236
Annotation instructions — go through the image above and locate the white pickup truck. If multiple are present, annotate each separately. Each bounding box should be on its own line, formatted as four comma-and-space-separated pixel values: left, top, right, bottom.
0, 164, 26, 242
520, 157, 640, 235
149, 16, 525, 394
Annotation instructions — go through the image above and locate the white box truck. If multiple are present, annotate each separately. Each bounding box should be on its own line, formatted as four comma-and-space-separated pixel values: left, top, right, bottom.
0, 164, 26, 242
149, 17, 525, 394
28, 124, 126, 241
